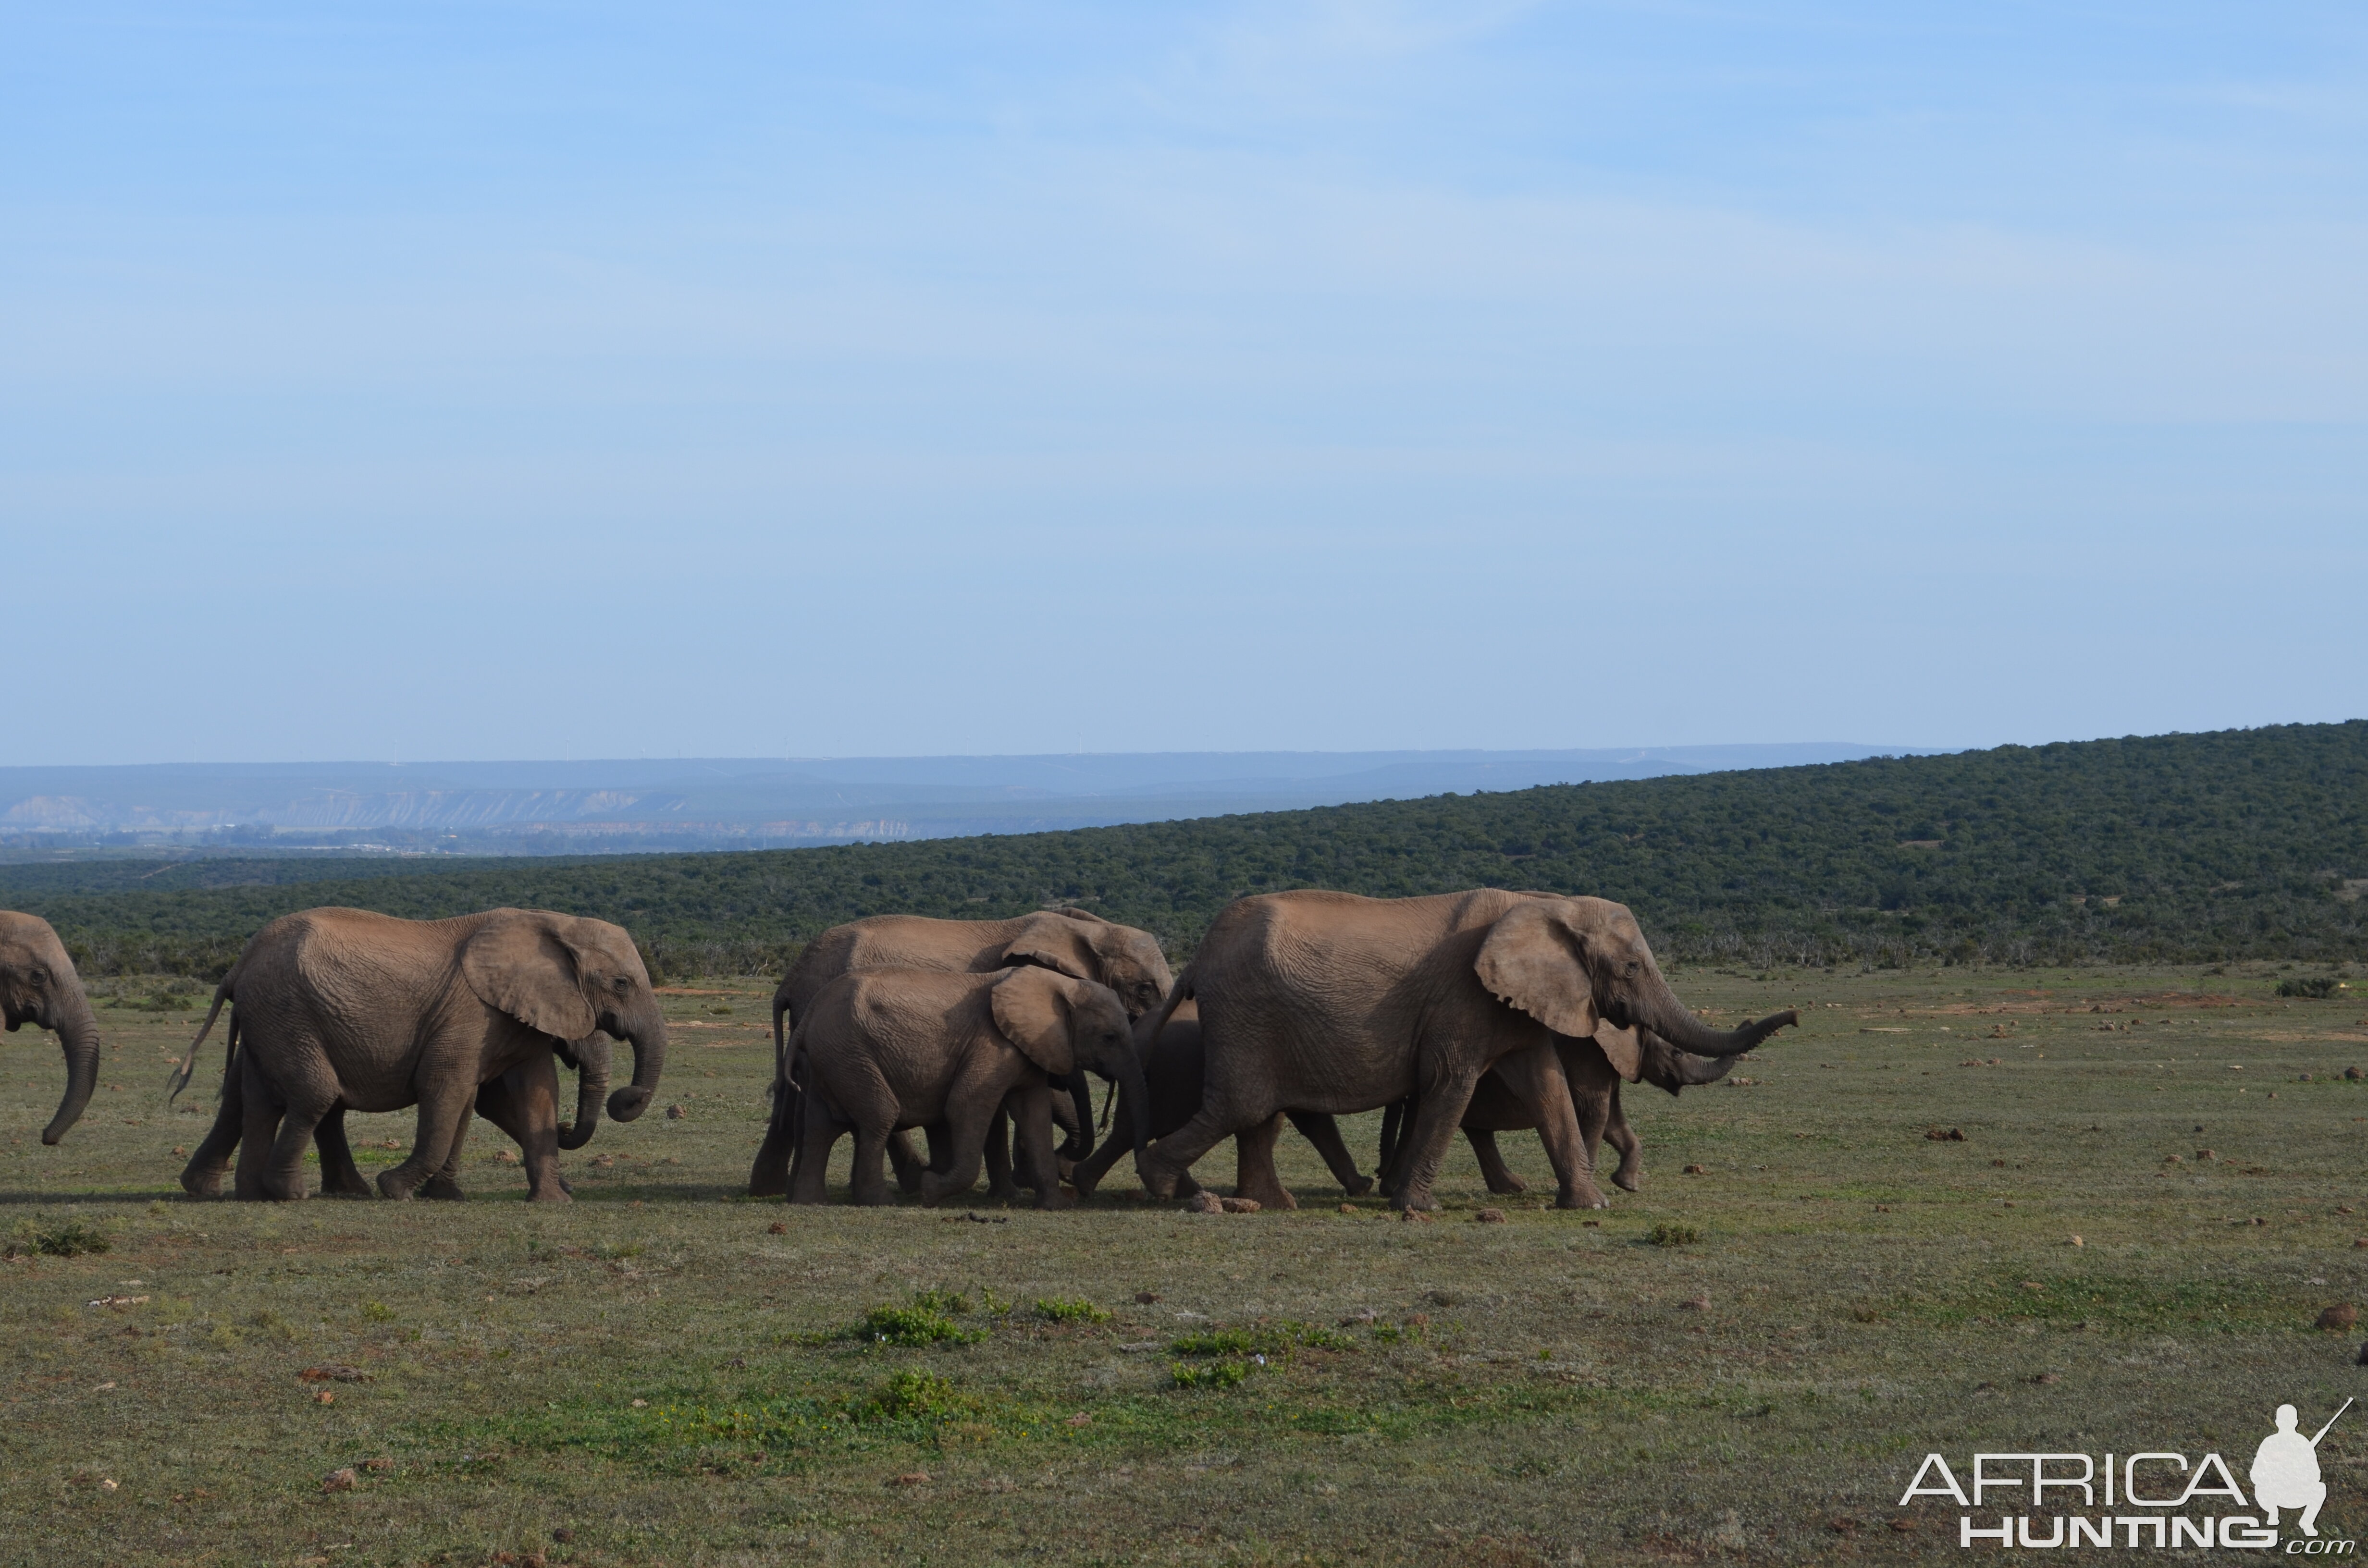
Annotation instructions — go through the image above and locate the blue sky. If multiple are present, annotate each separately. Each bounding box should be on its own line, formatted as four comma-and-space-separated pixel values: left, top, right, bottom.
5, 3, 2361, 765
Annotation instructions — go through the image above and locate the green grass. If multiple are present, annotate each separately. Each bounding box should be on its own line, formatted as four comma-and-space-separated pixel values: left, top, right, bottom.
3, 963, 2367, 1562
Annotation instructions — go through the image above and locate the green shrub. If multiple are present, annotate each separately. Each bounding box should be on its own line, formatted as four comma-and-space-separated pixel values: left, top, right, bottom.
851, 1304, 985, 1347
1171, 1320, 1351, 1359
1647, 1223, 1702, 1247
2276, 976, 2344, 998
1170, 1360, 1249, 1390
911, 1288, 974, 1316
853, 1369, 972, 1423
1035, 1297, 1110, 1324
6, 1219, 111, 1258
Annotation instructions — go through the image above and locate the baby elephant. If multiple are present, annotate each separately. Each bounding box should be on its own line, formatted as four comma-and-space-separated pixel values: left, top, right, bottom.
788, 965, 1150, 1207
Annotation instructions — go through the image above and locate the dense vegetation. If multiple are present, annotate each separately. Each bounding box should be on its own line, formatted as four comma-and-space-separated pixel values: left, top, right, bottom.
4, 723, 2361, 979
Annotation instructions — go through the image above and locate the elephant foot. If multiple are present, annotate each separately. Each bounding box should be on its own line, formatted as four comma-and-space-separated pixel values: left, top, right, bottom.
1393, 1186, 1438, 1214
851, 1185, 897, 1207
1554, 1184, 1610, 1211
421, 1176, 467, 1201
747, 1169, 789, 1199
1612, 1166, 1642, 1194
526, 1186, 573, 1203
180, 1163, 226, 1199
1233, 1180, 1298, 1211
1483, 1172, 1529, 1196
1034, 1186, 1078, 1211
321, 1169, 374, 1199
377, 1169, 422, 1200
1135, 1149, 1187, 1200
1342, 1174, 1374, 1198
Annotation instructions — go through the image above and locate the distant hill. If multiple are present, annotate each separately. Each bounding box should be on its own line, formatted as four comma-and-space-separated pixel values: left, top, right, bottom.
0, 744, 1913, 856
2, 723, 2359, 977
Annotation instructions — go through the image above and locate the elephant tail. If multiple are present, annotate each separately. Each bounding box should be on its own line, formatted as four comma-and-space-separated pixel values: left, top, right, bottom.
779, 1024, 809, 1174
167, 979, 236, 1103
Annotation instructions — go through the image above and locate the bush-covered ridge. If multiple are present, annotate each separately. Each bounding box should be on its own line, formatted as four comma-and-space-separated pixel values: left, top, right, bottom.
4, 722, 2361, 977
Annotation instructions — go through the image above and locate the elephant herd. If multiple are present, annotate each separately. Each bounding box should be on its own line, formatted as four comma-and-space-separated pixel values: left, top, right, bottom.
3, 889, 1797, 1212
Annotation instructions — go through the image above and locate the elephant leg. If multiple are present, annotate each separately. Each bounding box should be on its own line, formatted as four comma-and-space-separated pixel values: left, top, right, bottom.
848, 1121, 896, 1206
1391, 1055, 1490, 1213
1285, 1109, 1372, 1197
886, 1128, 927, 1195
787, 1091, 846, 1205
380, 1076, 477, 1200
1466, 1128, 1529, 1195
182, 1059, 249, 1199
1009, 1087, 1073, 1210
1490, 1044, 1605, 1210
1603, 1082, 1643, 1192
982, 1105, 1018, 1203
747, 1075, 797, 1199
312, 1107, 373, 1198
463, 1060, 569, 1202
919, 1060, 1017, 1206
232, 1054, 286, 1202
1377, 1097, 1406, 1176
260, 1075, 336, 1203
1378, 1091, 1420, 1200
1230, 1115, 1297, 1210
502, 1055, 569, 1202
1068, 1089, 1134, 1200
1137, 1103, 1242, 1200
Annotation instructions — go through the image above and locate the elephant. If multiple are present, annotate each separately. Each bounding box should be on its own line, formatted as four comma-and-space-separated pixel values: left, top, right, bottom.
1068, 1001, 1376, 1202
1375, 1025, 1743, 1207
0, 911, 103, 1146
786, 965, 1150, 1208
1133, 889, 1797, 1212
749, 908, 1174, 1197
169, 907, 666, 1201
197, 1029, 617, 1200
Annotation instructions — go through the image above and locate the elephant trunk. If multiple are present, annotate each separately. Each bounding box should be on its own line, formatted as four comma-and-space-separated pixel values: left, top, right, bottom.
1636, 975, 1797, 1060
558, 1035, 610, 1150
1669, 1044, 1740, 1087
41, 994, 102, 1146
605, 1015, 666, 1123
1060, 1070, 1097, 1162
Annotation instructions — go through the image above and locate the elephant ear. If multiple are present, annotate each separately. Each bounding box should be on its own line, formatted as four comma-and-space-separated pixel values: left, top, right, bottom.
1473, 900, 1600, 1041
1591, 1023, 1643, 1083
461, 912, 599, 1042
998, 912, 1099, 983
989, 966, 1079, 1078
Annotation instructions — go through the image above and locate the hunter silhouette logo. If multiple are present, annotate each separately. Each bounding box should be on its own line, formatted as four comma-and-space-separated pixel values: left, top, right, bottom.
2255, 1399, 2350, 1537
1898, 1397, 2355, 1550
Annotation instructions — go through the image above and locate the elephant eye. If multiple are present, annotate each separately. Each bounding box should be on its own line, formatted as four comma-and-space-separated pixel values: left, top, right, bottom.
612, 976, 631, 991
27, 968, 46, 987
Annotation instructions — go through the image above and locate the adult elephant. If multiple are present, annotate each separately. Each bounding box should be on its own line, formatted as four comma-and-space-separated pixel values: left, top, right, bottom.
0, 911, 103, 1146
1134, 889, 1796, 1212
170, 907, 666, 1201
748, 908, 1173, 1197
1068, 1001, 1375, 1202
197, 1031, 618, 1200
787, 965, 1150, 1208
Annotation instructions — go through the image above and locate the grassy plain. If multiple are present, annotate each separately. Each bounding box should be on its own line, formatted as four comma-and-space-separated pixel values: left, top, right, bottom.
2, 961, 2365, 1566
